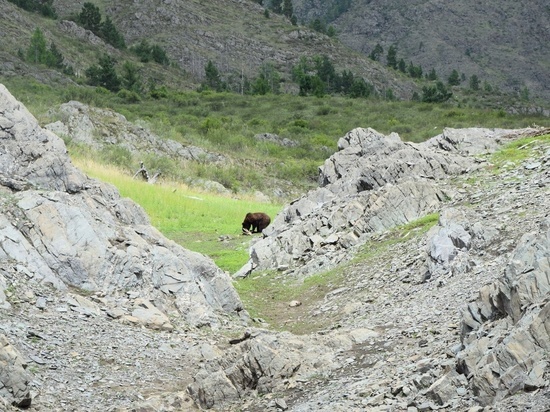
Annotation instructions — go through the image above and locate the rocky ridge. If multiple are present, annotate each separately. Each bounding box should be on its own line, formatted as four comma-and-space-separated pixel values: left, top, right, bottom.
45, 101, 225, 164
0, 83, 549, 412
201, 127, 550, 411
236, 127, 532, 279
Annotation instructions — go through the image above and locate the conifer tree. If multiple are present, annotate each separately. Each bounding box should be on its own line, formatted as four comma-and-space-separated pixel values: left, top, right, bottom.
78, 2, 102, 34
101, 16, 126, 49
282, 0, 293, 18
46, 42, 64, 68
469, 74, 480, 91
398, 58, 406, 73
151, 45, 169, 66
427, 68, 438, 81
447, 69, 460, 86
369, 44, 383, 61
26, 28, 47, 64
85, 54, 121, 92
386, 44, 398, 70
203, 60, 225, 92
120, 61, 141, 93
271, 0, 282, 13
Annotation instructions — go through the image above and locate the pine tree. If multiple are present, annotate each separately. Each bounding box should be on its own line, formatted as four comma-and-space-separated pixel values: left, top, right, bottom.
85, 54, 121, 92
427, 68, 438, 81
271, 0, 282, 13
26, 28, 48, 64
203, 60, 225, 92
398, 58, 406, 73
447, 69, 460, 86
101, 16, 126, 49
121, 61, 142, 93
46, 42, 64, 68
422, 81, 452, 103
151, 45, 169, 66
386, 45, 398, 69
469, 74, 480, 91
407, 62, 422, 78
282, 0, 293, 18
369, 44, 383, 61
78, 2, 102, 34
132, 39, 152, 62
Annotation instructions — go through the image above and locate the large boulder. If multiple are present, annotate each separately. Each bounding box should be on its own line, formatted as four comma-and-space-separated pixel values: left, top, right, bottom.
0, 334, 32, 407
188, 330, 340, 409
0, 83, 245, 328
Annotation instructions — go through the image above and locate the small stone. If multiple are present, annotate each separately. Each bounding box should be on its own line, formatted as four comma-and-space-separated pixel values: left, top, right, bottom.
35, 297, 47, 309
274, 398, 288, 410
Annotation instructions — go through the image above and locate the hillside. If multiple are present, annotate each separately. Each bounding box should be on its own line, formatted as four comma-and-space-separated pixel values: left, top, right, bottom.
292, 0, 550, 102
0, 0, 417, 98
1, 85, 550, 411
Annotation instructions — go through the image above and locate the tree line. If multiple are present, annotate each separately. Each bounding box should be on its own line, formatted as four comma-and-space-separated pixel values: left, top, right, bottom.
369, 42, 502, 103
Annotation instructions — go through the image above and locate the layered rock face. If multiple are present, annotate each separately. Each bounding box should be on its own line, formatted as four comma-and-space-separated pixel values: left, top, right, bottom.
46, 100, 224, 163
237, 127, 518, 279
0, 84, 245, 407
459, 219, 550, 405
0, 84, 243, 327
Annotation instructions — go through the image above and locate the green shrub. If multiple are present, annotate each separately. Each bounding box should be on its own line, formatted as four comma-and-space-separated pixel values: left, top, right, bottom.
117, 89, 141, 103
99, 145, 133, 167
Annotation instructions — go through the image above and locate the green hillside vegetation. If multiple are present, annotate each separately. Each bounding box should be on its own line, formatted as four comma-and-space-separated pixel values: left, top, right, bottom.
3, 75, 548, 200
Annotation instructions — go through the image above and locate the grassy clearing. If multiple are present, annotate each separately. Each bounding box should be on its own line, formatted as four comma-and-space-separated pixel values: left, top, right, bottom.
235, 267, 347, 335
234, 213, 440, 334
74, 158, 282, 273
489, 133, 550, 172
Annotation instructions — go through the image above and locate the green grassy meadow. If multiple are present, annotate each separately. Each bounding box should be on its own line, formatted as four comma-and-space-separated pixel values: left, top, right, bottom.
75, 159, 282, 274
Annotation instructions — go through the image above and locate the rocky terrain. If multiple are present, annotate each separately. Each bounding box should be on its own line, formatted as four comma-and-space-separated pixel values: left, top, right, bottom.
1, 81, 550, 412
292, 0, 550, 102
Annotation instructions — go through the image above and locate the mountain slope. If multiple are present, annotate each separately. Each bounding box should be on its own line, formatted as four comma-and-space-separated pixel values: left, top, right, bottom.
0, 0, 417, 98
293, 0, 550, 102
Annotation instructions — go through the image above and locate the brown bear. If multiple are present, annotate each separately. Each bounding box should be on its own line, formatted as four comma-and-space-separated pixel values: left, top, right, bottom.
242, 212, 271, 234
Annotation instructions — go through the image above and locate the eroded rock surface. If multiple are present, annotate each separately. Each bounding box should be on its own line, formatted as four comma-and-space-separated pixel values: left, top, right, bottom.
237, 127, 531, 279
45, 100, 224, 163
0, 83, 246, 408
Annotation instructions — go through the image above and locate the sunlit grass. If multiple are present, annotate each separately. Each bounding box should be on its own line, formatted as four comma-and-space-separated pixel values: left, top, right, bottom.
74, 158, 282, 273
490, 133, 550, 172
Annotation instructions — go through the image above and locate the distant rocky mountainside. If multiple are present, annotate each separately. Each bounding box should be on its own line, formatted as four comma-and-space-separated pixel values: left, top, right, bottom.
2, 0, 547, 104
293, 0, 550, 102
0, 0, 415, 98
1, 83, 550, 411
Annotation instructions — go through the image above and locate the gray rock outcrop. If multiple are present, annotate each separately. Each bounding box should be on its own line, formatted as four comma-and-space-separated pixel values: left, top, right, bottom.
0, 334, 32, 407
188, 329, 350, 409
237, 127, 523, 279
0, 83, 244, 329
45, 100, 224, 163
458, 218, 550, 405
